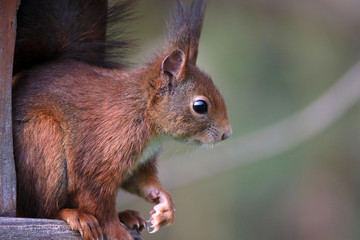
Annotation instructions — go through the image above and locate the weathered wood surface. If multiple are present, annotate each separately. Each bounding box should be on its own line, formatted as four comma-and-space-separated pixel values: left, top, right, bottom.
0, 217, 143, 240
0, 0, 20, 217
0, 217, 81, 239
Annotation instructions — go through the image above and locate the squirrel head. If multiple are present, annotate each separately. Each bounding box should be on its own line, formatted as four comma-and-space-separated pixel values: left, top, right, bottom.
147, 47, 232, 144
145, 0, 231, 145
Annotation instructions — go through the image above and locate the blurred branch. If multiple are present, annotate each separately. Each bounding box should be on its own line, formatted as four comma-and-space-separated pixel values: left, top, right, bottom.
156, 61, 360, 190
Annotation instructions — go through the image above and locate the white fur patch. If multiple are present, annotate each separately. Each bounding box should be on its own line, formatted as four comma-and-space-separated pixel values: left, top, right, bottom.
138, 136, 166, 164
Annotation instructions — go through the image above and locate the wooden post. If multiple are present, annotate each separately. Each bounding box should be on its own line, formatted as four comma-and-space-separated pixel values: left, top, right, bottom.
0, 0, 19, 217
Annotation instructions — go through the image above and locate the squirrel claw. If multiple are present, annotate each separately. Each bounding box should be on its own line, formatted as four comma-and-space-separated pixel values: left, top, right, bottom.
148, 225, 159, 234
79, 229, 84, 238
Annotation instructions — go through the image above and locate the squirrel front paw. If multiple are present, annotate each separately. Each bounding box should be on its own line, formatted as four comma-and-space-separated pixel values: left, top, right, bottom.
146, 188, 175, 233
119, 209, 147, 231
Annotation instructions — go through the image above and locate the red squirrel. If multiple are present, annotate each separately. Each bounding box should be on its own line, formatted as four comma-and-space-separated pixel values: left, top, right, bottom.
12, 0, 232, 239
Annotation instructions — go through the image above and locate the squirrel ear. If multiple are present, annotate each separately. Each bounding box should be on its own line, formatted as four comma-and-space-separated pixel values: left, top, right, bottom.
161, 49, 187, 81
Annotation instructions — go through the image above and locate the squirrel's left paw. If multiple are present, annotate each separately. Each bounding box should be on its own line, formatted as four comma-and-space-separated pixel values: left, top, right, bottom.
118, 209, 147, 231
146, 188, 175, 233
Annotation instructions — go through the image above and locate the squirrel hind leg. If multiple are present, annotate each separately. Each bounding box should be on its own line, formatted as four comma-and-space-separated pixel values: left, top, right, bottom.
57, 208, 103, 240
13, 115, 68, 218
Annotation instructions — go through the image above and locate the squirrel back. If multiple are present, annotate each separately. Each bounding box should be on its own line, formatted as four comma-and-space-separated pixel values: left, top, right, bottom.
13, 0, 134, 75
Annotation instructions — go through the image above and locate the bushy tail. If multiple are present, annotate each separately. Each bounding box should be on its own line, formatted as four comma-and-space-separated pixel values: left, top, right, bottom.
13, 0, 135, 74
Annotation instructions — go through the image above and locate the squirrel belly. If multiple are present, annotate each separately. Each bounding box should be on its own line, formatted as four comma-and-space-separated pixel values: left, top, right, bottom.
12, 0, 231, 239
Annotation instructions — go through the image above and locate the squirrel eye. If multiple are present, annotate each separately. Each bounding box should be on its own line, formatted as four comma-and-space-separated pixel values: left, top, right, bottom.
192, 100, 208, 114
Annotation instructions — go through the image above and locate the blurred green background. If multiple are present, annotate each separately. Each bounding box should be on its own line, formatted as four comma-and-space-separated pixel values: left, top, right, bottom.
117, 0, 360, 239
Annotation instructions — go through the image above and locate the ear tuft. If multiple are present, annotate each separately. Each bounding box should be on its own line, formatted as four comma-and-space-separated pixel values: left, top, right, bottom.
165, 0, 206, 65
161, 49, 186, 80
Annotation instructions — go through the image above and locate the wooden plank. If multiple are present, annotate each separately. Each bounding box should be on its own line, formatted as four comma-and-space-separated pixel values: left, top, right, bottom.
0, 217, 81, 239
0, 217, 143, 240
0, 0, 20, 217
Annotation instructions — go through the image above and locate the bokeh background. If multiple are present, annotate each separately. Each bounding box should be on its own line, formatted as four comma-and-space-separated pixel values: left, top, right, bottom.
117, 0, 360, 239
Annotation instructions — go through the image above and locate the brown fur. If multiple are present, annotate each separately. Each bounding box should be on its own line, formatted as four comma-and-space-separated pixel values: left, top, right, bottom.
12, 1, 231, 239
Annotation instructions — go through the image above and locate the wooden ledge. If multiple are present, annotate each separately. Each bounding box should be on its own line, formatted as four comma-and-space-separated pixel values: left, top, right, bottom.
0, 217, 143, 240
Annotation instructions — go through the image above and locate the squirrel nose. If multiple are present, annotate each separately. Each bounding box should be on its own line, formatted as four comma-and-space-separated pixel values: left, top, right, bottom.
221, 126, 232, 141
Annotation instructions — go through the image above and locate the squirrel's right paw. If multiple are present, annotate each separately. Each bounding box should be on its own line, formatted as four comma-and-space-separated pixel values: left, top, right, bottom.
57, 208, 103, 240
